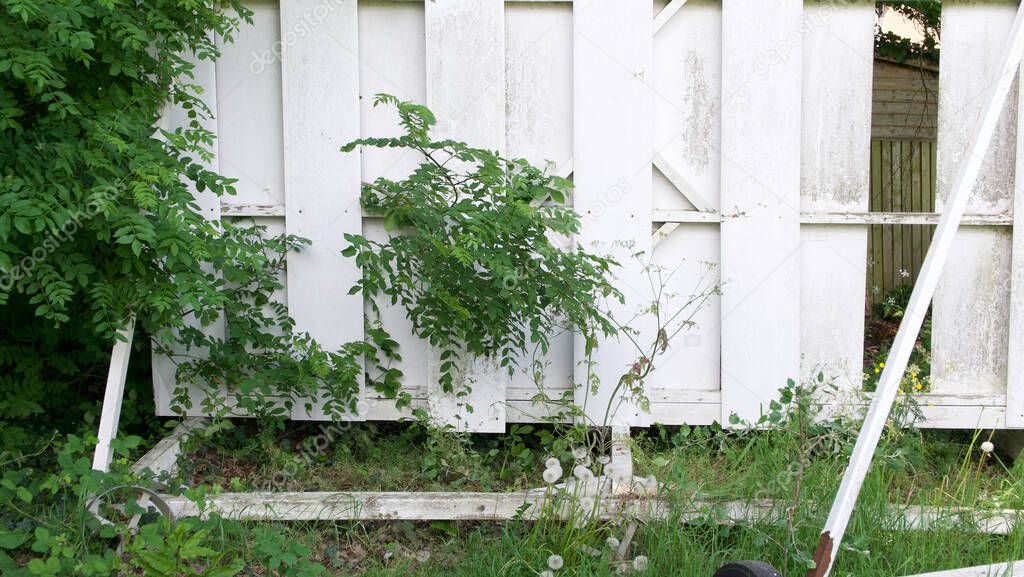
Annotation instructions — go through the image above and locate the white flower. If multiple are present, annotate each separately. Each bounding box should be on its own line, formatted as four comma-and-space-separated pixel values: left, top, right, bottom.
548, 554, 564, 570
581, 545, 602, 558
633, 555, 649, 571
543, 466, 563, 484
606, 536, 620, 549
573, 464, 593, 480
981, 441, 995, 453
545, 457, 561, 469
571, 446, 588, 460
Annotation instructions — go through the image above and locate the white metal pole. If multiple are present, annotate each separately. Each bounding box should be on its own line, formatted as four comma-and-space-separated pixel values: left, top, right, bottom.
92, 317, 136, 472
809, 4, 1024, 577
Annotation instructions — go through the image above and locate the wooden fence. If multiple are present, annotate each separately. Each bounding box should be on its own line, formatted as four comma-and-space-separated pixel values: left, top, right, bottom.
153, 0, 1024, 431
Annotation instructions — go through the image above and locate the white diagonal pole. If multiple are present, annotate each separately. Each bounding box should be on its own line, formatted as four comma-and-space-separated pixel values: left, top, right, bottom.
92, 316, 136, 472
809, 4, 1024, 577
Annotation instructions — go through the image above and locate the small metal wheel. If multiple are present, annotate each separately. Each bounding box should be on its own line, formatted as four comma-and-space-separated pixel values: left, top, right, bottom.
86, 485, 174, 533
713, 560, 784, 577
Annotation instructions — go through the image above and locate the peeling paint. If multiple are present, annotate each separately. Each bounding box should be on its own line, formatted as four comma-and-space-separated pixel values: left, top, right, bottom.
681, 51, 716, 175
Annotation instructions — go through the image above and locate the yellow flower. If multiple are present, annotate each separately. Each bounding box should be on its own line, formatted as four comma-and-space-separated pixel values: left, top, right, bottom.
914, 384, 922, 391
898, 389, 904, 394
874, 368, 880, 374
880, 362, 886, 368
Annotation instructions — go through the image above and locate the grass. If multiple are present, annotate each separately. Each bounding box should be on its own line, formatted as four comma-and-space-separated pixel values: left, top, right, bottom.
160, 406, 1024, 577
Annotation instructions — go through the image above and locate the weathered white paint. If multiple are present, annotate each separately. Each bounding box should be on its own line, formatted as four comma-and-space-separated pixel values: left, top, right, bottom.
817, 5, 1024, 575
799, 1, 875, 399
151, 1, 1024, 431
897, 561, 1024, 577
131, 417, 206, 477
573, 0, 653, 427
933, 1, 1017, 399
1007, 60, 1024, 428
152, 51, 225, 417
280, 0, 365, 420
424, 0, 508, 432
719, 0, 803, 425
93, 319, 136, 472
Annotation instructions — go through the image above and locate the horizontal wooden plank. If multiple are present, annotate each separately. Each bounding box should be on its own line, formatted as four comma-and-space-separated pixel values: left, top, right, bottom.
801, 212, 1012, 226
898, 561, 1024, 577
159, 490, 1022, 533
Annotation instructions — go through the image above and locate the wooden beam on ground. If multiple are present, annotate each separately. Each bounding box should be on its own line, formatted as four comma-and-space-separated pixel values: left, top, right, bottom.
131, 417, 207, 478
897, 561, 1024, 577
155, 490, 1024, 534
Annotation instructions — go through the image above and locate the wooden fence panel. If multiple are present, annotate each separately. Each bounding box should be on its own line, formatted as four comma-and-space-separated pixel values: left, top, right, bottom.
148, 0, 1024, 430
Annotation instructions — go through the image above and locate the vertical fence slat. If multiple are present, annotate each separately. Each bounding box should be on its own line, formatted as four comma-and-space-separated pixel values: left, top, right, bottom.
1007, 63, 1024, 428
719, 0, 802, 424
933, 2, 1016, 402
572, 0, 653, 427
423, 0, 508, 432
280, 0, 365, 420
152, 53, 226, 415
799, 1, 875, 395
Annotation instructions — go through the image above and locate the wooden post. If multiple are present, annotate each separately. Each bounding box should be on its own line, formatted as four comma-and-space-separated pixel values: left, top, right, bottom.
92, 318, 136, 472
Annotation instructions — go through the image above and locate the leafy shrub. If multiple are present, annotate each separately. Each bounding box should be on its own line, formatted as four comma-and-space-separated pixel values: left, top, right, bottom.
342, 95, 619, 400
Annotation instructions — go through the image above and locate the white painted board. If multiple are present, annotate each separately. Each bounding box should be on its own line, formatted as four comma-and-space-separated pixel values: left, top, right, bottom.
280, 0, 365, 420
719, 0, 802, 425
424, 0, 508, 432
799, 1, 875, 402
573, 0, 654, 428
933, 1, 1016, 399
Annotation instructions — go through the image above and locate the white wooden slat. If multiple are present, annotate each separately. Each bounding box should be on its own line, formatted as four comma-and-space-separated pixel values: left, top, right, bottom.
280, 0, 365, 420
424, 0, 508, 432
719, 0, 802, 425
573, 0, 654, 428
159, 489, 1022, 534
897, 561, 1024, 577
799, 1, 875, 400
652, 0, 688, 34
93, 319, 136, 472
152, 53, 225, 416
932, 1, 1017, 400
652, 153, 714, 212
358, 0, 429, 409
214, 0, 285, 208
1008, 60, 1024, 428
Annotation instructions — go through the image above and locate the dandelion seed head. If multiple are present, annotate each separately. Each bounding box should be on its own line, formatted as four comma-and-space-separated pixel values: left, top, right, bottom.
548, 554, 564, 570
543, 466, 563, 484
571, 446, 588, 460
545, 457, 561, 469
633, 555, 649, 571
607, 537, 620, 549
597, 454, 611, 465
573, 464, 593, 480
981, 441, 995, 453
540, 571, 554, 577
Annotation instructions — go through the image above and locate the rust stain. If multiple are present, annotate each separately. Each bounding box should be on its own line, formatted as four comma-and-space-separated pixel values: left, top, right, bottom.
805, 532, 833, 577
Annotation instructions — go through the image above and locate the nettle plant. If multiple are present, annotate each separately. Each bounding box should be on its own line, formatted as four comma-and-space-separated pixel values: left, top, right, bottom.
341, 95, 620, 405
